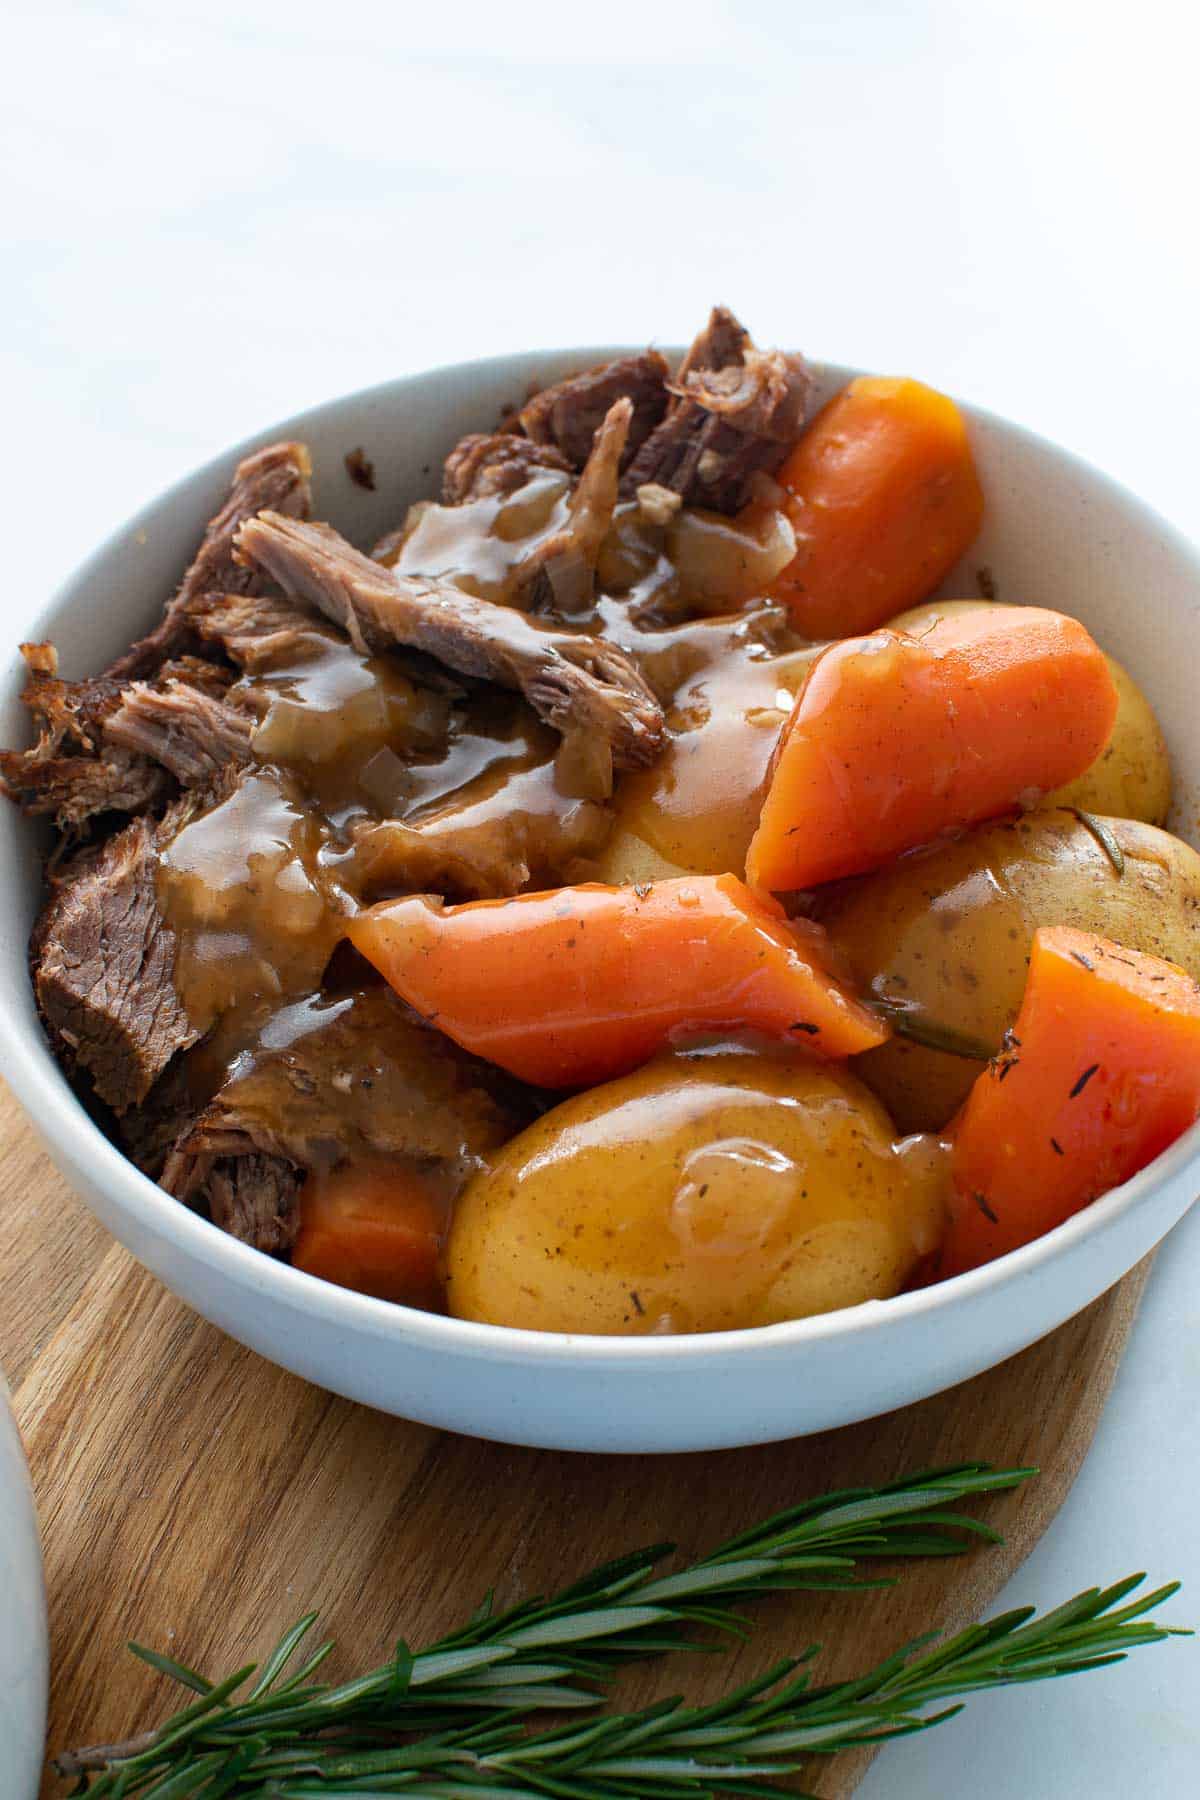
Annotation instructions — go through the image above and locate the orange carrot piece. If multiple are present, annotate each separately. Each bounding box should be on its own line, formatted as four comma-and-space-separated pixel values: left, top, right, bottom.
348, 873, 888, 1087
769, 375, 984, 639
746, 606, 1118, 891
942, 928, 1200, 1275
292, 1164, 444, 1307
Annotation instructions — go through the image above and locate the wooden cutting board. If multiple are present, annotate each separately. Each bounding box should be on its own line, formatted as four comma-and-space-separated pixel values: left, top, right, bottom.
0, 1081, 1153, 1799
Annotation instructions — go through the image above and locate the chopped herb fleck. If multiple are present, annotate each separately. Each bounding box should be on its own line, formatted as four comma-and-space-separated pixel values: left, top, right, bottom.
790, 1020, 820, 1034
973, 1190, 999, 1223
629, 1290, 645, 1316
1069, 1062, 1101, 1098
1050, 1137, 1065, 1156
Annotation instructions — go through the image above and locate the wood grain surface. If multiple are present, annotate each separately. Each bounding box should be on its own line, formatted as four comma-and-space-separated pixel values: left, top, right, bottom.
0, 1080, 1152, 1798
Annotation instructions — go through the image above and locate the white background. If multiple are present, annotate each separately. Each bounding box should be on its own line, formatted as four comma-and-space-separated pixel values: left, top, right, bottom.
5, 1, 1199, 1790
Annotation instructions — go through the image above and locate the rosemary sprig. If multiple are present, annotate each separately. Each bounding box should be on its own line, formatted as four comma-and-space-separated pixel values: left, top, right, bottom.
59, 1465, 1029, 1790
235, 1576, 1187, 1797
868, 1000, 993, 1062
64, 1573, 1187, 1798
1065, 806, 1126, 878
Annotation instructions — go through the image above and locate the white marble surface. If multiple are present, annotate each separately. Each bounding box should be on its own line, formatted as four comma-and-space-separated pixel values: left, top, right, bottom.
5, 1, 1198, 1789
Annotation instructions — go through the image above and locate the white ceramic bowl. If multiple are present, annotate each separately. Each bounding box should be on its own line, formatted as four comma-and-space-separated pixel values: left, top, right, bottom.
0, 1371, 48, 1799
3, 350, 1199, 1453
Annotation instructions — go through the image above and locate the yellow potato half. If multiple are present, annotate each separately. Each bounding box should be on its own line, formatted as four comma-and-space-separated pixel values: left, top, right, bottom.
446, 1052, 944, 1335
817, 809, 1200, 1133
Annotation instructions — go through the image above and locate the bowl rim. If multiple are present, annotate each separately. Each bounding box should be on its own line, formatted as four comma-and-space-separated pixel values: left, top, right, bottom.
3, 345, 1199, 1370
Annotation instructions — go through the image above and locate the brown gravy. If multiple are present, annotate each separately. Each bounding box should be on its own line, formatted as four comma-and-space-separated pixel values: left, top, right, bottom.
153, 486, 810, 1130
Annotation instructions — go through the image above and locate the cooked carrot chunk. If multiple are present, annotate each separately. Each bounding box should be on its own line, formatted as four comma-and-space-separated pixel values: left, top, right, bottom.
292, 1164, 444, 1307
770, 376, 984, 639
348, 873, 888, 1087
746, 606, 1119, 891
942, 927, 1200, 1274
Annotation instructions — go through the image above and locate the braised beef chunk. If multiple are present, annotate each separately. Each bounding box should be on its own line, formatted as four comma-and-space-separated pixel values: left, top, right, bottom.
442, 432, 571, 504
159, 988, 530, 1251
621, 307, 812, 513
676, 305, 750, 381
156, 655, 239, 697
352, 765, 610, 900
183, 589, 327, 672
235, 511, 667, 769
103, 679, 255, 785
207, 1155, 302, 1254
105, 440, 313, 681
120, 1053, 200, 1180
32, 798, 202, 1113
519, 351, 670, 470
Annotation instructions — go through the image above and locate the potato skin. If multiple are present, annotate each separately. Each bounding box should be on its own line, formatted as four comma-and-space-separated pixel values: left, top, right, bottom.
817, 809, 1200, 1133
445, 1053, 943, 1335
888, 598, 1171, 826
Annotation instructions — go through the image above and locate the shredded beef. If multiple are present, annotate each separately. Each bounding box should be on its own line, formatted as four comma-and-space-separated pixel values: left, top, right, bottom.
105, 441, 313, 681
621, 307, 812, 513
0, 644, 253, 834
206, 1155, 303, 1254
0, 645, 165, 829
104, 679, 255, 785
0, 741, 168, 836
519, 351, 670, 470
235, 511, 666, 770
441, 433, 571, 505
510, 398, 630, 613
32, 795, 206, 1113
183, 589, 327, 673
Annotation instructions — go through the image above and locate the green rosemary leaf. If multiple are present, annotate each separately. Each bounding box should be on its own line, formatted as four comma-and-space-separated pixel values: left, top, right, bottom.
126, 1645, 215, 1696
246, 1615, 320, 1701
136, 1751, 229, 1800
502, 1605, 673, 1650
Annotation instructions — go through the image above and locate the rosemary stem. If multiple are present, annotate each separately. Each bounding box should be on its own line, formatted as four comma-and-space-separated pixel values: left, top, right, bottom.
52, 1729, 159, 1776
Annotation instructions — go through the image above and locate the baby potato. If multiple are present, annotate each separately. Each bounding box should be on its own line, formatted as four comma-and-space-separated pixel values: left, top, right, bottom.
596, 826, 691, 887
445, 1053, 944, 1335
817, 809, 1200, 1133
888, 598, 1171, 826
602, 642, 823, 882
